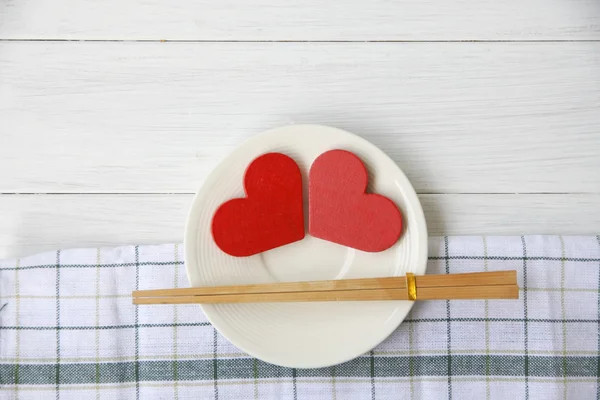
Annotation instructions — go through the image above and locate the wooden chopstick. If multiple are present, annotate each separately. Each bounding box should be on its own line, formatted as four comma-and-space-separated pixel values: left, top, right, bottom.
133, 284, 518, 304
132, 271, 518, 304
132, 271, 516, 298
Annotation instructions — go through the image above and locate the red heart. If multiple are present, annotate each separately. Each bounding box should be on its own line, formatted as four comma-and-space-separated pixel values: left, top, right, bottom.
211, 152, 305, 257
309, 149, 402, 252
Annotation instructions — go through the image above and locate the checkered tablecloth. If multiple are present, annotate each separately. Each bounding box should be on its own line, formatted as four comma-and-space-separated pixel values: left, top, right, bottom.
1, 236, 599, 399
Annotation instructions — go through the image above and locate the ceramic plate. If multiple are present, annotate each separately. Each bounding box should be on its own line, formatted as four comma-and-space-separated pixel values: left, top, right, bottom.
185, 125, 428, 368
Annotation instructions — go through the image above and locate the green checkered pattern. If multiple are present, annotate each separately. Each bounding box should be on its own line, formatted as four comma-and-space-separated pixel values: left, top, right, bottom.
1, 236, 599, 399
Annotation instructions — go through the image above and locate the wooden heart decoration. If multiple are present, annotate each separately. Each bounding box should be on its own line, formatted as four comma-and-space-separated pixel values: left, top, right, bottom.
309, 149, 402, 252
211, 153, 305, 257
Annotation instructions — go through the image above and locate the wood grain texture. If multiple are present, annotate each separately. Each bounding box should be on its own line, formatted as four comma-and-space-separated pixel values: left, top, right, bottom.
1, 194, 598, 258
0, 0, 599, 40
1, 42, 599, 194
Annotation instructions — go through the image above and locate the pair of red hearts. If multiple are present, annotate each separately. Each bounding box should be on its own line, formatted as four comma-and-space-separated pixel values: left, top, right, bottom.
211, 150, 403, 257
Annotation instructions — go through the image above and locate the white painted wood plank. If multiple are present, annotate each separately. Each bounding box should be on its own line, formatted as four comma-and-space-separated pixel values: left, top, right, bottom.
0, 195, 191, 259
0, 194, 598, 259
419, 194, 600, 237
2, 42, 600, 194
1, 0, 599, 40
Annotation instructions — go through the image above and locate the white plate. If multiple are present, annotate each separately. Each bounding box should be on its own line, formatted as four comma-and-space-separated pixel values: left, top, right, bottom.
185, 125, 428, 368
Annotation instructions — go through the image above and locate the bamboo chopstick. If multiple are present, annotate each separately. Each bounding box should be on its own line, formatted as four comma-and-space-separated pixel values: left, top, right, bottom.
132, 270, 519, 305
133, 284, 518, 304
133, 271, 516, 298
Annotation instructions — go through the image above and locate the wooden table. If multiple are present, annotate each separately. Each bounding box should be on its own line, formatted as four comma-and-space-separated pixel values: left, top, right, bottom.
1, 1, 599, 258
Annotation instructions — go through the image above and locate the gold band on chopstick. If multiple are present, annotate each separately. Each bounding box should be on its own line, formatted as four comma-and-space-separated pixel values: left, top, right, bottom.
406, 272, 417, 301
